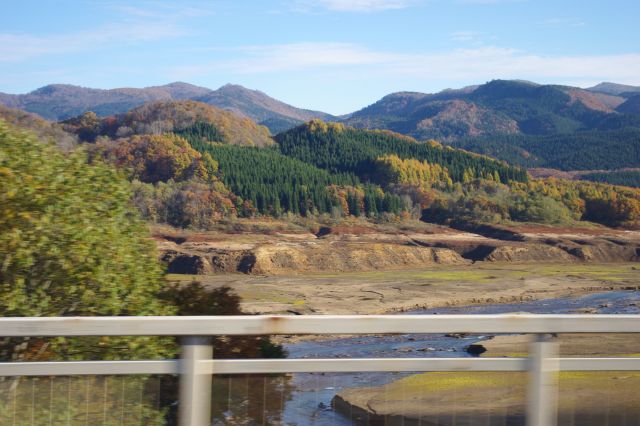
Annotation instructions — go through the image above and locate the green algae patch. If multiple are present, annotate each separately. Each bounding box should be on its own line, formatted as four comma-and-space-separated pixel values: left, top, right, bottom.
336, 371, 640, 424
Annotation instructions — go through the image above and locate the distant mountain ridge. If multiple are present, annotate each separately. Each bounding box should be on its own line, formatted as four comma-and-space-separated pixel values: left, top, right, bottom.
0, 82, 334, 134
195, 84, 335, 134
0, 82, 212, 121
344, 79, 640, 141
2, 79, 640, 150
587, 82, 640, 97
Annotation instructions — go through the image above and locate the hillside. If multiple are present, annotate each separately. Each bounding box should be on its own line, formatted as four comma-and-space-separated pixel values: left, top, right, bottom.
617, 95, 640, 115
63, 100, 273, 147
275, 120, 528, 183
0, 82, 333, 134
450, 128, 640, 171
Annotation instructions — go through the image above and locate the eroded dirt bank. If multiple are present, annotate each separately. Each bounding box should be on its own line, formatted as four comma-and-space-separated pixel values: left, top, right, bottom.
156, 223, 640, 275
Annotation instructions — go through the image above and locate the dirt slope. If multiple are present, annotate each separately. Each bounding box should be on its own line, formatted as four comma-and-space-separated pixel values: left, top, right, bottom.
157, 224, 640, 275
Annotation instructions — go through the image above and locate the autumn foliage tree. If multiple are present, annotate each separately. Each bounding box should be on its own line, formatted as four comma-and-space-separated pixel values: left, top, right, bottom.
95, 133, 218, 183
374, 154, 453, 188
92, 133, 245, 228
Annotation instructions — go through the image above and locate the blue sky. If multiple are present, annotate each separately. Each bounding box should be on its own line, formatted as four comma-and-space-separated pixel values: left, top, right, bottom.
1, 0, 639, 114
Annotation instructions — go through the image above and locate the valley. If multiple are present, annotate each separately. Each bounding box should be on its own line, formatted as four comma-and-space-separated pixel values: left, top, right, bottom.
3, 1, 640, 424
3, 76, 640, 426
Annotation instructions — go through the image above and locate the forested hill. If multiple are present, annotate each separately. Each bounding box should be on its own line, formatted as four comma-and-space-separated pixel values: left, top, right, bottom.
341, 80, 640, 172
174, 119, 527, 218
345, 79, 640, 141
3, 104, 640, 228
275, 120, 528, 184
62, 100, 273, 147
450, 128, 640, 171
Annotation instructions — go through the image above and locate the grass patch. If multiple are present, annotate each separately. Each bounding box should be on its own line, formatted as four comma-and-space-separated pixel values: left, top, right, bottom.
311, 263, 638, 283
165, 273, 201, 281
380, 371, 640, 400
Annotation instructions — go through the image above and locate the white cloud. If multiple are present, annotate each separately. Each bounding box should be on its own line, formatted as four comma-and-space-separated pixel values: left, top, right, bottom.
0, 1, 208, 63
450, 31, 482, 42
0, 23, 184, 62
292, 0, 418, 12
171, 42, 640, 86
106, 2, 216, 19
233, 42, 394, 71
544, 17, 587, 27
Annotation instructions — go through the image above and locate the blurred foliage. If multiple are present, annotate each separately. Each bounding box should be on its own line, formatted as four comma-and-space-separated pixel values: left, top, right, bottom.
159, 282, 285, 359
0, 121, 175, 361
158, 282, 287, 425
0, 104, 77, 150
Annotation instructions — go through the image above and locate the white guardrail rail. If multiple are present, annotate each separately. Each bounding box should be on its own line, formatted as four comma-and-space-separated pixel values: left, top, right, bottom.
2, 314, 640, 426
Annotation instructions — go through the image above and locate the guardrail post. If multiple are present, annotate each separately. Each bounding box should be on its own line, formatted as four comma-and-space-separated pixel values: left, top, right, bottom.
527, 333, 558, 426
179, 336, 213, 426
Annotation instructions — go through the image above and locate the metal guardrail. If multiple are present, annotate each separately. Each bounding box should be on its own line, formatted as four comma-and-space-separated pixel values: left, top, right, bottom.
1, 314, 640, 426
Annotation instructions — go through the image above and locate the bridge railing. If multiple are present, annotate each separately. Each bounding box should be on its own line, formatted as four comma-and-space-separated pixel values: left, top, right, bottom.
2, 314, 640, 426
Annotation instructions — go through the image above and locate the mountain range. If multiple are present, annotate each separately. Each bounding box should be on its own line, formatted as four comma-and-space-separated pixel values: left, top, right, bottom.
345, 79, 640, 140
0, 82, 334, 134
2, 80, 640, 138
2, 79, 640, 172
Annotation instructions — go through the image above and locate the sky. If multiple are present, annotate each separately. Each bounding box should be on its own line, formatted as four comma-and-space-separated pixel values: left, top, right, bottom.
1, 0, 639, 114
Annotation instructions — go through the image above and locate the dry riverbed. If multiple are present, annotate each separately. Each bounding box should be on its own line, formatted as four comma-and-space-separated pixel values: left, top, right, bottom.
167, 263, 640, 315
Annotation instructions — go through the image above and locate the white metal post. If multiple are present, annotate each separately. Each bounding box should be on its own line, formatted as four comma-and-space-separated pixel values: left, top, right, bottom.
179, 337, 213, 426
527, 334, 558, 426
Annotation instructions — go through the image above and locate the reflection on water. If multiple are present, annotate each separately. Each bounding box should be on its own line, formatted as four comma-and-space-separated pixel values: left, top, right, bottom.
212, 375, 293, 425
